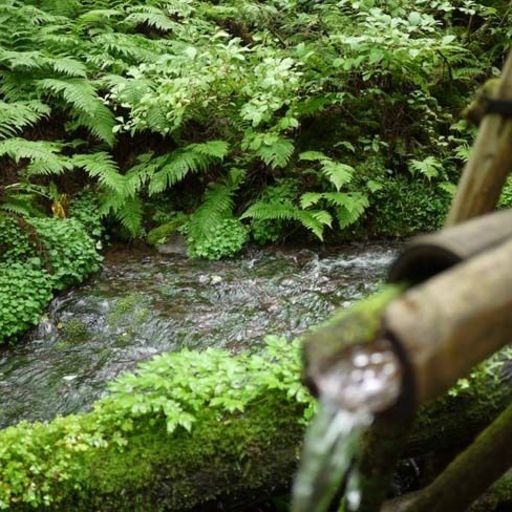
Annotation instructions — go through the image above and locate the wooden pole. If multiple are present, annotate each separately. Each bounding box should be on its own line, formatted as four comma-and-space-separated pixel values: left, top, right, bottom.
402, 401, 512, 512
384, 236, 512, 404
446, 51, 512, 225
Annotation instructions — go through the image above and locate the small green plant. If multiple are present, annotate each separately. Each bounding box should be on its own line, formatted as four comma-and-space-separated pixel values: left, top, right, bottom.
186, 218, 249, 260
0, 262, 53, 340
30, 218, 102, 289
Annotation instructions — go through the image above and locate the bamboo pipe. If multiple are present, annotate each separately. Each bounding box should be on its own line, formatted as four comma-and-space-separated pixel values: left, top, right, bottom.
384, 236, 512, 405
389, 209, 512, 284
446, 51, 512, 225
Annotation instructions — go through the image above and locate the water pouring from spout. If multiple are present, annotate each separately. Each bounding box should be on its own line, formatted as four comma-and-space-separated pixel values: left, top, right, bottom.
292, 338, 402, 512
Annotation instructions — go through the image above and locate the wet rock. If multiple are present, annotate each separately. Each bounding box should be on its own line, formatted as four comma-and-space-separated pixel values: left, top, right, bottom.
156, 235, 187, 256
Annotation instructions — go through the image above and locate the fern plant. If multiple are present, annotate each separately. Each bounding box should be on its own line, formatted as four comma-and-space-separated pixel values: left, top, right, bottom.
185, 168, 248, 259
0, 0, 507, 247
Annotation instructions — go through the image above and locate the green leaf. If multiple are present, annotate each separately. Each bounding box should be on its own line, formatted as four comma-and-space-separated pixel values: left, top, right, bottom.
299, 151, 327, 162
320, 161, 354, 191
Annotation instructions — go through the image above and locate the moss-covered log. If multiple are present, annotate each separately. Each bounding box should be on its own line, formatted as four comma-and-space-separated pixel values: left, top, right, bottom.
0, 338, 310, 511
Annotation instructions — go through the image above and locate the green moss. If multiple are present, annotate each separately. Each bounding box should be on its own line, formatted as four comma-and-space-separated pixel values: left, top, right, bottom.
59, 319, 89, 343
108, 294, 146, 325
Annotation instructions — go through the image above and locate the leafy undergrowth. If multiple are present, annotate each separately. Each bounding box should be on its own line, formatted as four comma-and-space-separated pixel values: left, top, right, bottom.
1, 1, 511, 258
0, 336, 311, 511
0, 197, 103, 343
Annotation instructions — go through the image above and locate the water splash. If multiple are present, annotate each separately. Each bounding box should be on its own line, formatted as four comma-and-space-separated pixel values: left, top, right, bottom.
292, 340, 402, 512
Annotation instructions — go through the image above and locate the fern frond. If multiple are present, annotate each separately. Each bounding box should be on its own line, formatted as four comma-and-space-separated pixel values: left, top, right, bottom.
115, 195, 143, 236
299, 151, 354, 190
408, 156, 442, 181
125, 6, 178, 32
0, 194, 45, 217
242, 201, 301, 222
71, 152, 125, 193
74, 106, 116, 146
0, 101, 51, 139
90, 33, 164, 65
48, 57, 87, 78
37, 78, 100, 116
296, 210, 332, 240
335, 192, 369, 228
124, 153, 165, 195
38, 79, 115, 144
299, 151, 328, 161
242, 200, 331, 240
191, 140, 230, 159
148, 141, 229, 195
0, 138, 71, 175
319, 160, 354, 190
188, 168, 245, 238
76, 9, 122, 29
0, 49, 45, 71
300, 192, 322, 209
256, 137, 294, 169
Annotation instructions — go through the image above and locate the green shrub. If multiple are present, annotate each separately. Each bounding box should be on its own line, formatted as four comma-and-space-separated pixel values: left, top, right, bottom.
370, 177, 452, 237
186, 218, 249, 260
0, 216, 34, 263
69, 192, 105, 241
0, 263, 53, 341
0, 216, 102, 342
30, 218, 102, 289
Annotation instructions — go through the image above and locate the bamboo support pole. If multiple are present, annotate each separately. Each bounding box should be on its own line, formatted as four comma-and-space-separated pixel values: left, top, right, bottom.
304, 236, 512, 511
446, 51, 512, 225
384, 236, 512, 404
389, 209, 512, 284
403, 401, 512, 512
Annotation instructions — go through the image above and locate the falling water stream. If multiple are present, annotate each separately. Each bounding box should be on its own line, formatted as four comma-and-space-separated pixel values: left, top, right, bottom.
291, 340, 402, 512
0, 242, 397, 430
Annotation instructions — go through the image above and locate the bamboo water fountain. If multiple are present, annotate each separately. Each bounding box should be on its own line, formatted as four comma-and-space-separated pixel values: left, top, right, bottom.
295, 51, 512, 512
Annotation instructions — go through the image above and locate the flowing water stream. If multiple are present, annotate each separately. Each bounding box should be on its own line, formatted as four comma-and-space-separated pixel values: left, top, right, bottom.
0, 242, 397, 428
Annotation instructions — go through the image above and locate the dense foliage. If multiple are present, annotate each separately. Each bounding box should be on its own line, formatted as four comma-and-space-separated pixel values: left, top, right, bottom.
1, 0, 511, 258
0, 213, 101, 342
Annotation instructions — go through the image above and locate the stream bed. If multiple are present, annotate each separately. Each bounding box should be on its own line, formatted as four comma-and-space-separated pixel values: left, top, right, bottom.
0, 243, 397, 428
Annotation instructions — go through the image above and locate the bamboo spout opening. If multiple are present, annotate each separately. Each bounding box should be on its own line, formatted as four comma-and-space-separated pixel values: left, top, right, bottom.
388, 209, 512, 285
